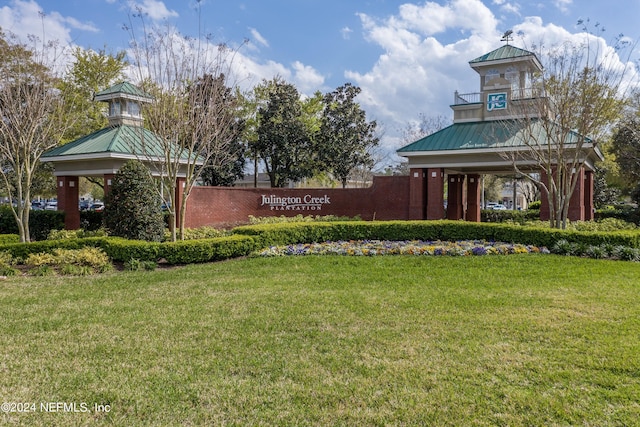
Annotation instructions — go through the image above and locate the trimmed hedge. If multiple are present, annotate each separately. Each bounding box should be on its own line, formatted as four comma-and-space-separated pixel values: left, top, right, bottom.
0, 206, 65, 241
481, 209, 539, 223
0, 235, 258, 265
2, 220, 639, 268
0, 234, 20, 245
159, 235, 257, 264
0, 237, 106, 261
99, 237, 161, 263
232, 220, 640, 250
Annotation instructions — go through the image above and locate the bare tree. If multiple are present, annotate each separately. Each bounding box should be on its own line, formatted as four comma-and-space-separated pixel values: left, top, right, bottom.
400, 113, 451, 145
125, 14, 246, 241
502, 31, 633, 228
0, 30, 78, 242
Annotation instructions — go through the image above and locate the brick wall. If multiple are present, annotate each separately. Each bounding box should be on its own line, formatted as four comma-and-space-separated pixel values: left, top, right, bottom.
184, 176, 410, 228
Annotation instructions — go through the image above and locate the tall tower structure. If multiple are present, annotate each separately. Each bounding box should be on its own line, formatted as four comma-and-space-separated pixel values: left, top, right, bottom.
451, 43, 543, 123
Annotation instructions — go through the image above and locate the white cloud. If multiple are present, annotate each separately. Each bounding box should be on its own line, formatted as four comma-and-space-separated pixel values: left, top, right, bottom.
346, 0, 638, 156
349, 0, 500, 152
291, 61, 325, 94
248, 27, 269, 48
341, 26, 353, 40
128, 0, 178, 21
0, 0, 77, 45
554, 0, 572, 14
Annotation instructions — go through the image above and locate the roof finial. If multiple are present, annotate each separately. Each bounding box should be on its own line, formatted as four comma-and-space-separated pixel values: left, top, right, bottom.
501, 29, 513, 45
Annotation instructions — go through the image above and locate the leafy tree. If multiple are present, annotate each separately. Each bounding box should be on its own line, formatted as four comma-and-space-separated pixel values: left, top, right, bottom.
191, 74, 246, 187
611, 115, 640, 201
503, 32, 632, 228
254, 77, 316, 187
318, 83, 379, 188
104, 160, 164, 241
126, 16, 247, 240
611, 111, 640, 182
58, 47, 127, 143
0, 29, 79, 242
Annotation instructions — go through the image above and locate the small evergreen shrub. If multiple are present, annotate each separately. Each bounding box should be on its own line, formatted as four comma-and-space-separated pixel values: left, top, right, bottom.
528, 200, 541, 210
0, 250, 19, 276
104, 160, 164, 242
25, 247, 113, 275
48, 228, 108, 240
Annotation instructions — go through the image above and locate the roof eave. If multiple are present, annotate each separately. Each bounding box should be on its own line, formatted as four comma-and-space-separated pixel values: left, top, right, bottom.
41, 151, 201, 165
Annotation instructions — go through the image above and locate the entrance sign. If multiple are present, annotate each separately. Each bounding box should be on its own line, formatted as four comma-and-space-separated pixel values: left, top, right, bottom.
487, 92, 507, 111
260, 194, 331, 211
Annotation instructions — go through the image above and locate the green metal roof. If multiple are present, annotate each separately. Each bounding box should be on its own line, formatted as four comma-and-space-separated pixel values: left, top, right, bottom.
396, 120, 591, 153
469, 44, 537, 64
397, 121, 523, 153
42, 124, 192, 160
94, 81, 154, 102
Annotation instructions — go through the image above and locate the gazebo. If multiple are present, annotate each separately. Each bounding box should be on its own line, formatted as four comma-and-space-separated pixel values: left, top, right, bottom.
397, 43, 601, 222
41, 82, 195, 229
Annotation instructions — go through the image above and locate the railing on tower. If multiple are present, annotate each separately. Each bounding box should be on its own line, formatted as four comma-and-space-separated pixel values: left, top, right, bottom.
453, 88, 544, 106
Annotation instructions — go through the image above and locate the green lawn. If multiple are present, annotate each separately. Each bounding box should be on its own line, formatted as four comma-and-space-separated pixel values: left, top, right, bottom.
1, 255, 640, 426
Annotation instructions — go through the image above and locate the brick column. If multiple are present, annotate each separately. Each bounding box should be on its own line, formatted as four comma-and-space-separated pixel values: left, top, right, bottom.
426, 168, 444, 220
408, 168, 426, 220
103, 173, 115, 196
466, 174, 481, 222
56, 176, 80, 230
568, 167, 585, 221
446, 174, 464, 220
584, 170, 594, 221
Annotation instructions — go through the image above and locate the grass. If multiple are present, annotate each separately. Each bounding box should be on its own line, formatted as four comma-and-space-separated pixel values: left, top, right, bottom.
1, 254, 640, 425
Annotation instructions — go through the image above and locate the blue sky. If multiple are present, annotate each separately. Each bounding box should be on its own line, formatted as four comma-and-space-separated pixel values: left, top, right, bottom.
2, 0, 640, 163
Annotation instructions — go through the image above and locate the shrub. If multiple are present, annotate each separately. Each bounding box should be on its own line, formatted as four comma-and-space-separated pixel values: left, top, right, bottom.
0, 250, 19, 276
24, 247, 113, 275
0, 237, 106, 261
528, 200, 541, 210
99, 237, 161, 262
48, 228, 108, 240
163, 226, 230, 241
0, 234, 20, 245
29, 210, 65, 241
0, 206, 64, 241
80, 210, 104, 231
159, 235, 257, 264
104, 160, 164, 242
481, 209, 539, 224
233, 220, 640, 252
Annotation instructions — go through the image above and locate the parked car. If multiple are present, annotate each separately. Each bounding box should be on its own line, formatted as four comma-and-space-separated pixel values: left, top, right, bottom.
44, 201, 58, 211
490, 204, 507, 210
90, 202, 104, 212
31, 201, 45, 210
79, 200, 91, 211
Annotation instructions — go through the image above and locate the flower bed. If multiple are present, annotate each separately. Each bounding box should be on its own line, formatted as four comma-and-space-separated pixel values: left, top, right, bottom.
256, 240, 549, 257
